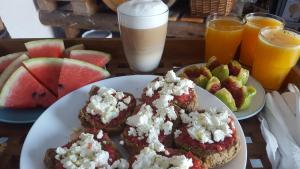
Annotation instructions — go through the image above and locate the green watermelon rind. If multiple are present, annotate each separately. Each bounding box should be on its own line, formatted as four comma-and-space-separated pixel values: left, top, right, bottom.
0, 52, 25, 63
0, 54, 29, 89
0, 66, 27, 106
23, 57, 64, 67
63, 58, 110, 77
64, 44, 85, 53
25, 39, 65, 50
70, 50, 111, 60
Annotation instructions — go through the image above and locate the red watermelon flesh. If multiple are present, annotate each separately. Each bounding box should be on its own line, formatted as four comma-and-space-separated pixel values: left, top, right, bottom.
23, 58, 63, 96
0, 54, 29, 89
69, 50, 111, 67
58, 58, 110, 97
0, 66, 57, 108
0, 52, 24, 73
25, 39, 65, 58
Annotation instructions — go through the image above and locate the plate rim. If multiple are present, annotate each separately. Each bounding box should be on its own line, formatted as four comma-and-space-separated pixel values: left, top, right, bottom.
176, 63, 266, 120
20, 75, 247, 169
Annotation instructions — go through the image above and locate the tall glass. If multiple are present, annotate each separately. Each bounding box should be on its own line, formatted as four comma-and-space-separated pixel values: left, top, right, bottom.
117, 2, 168, 73
205, 14, 245, 64
239, 13, 285, 66
252, 27, 300, 90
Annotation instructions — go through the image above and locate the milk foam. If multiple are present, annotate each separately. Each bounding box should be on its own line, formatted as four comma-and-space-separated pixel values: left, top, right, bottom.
117, 0, 169, 29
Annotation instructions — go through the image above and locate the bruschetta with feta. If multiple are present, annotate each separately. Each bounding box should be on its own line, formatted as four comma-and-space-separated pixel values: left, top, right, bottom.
130, 147, 208, 169
122, 101, 181, 155
174, 108, 240, 168
142, 70, 197, 111
44, 129, 129, 169
79, 86, 136, 133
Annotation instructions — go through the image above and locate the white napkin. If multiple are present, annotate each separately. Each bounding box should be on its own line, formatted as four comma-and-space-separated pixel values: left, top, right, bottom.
259, 83, 300, 169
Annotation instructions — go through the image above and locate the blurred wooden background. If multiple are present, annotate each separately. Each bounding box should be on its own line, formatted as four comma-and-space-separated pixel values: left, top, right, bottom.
36, 0, 273, 38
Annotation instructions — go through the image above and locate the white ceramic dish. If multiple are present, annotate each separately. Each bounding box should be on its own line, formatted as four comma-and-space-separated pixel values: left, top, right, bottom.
20, 75, 247, 169
176, 63, 266, 120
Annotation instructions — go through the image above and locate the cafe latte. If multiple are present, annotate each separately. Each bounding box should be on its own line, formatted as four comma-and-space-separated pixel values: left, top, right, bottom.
117, 0, 169, 72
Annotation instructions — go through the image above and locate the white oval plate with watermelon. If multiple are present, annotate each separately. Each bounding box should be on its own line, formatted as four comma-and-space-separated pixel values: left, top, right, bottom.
20, 75, 247, 169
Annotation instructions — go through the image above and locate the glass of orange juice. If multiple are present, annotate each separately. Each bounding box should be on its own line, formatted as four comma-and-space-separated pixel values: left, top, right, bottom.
239, 13, 285, 66
205, 13, 245, 64
252, 27, 300, 90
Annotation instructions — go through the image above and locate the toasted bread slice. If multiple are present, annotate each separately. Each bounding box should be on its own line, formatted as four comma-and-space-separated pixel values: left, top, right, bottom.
44, 129, 120, 169
121, 103, 181, 155
175, 131, 240, 168
79, 86, 136, 133
142, 78, 198, 112
129, 147, 208, 169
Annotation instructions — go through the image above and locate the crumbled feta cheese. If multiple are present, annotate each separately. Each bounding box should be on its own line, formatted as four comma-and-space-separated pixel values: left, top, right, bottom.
115, 92, 125, 100
180, 111, 192, 124
174, 129, 182, 138
173, 79, 194, 96
162, 121, 173, 135
119, 140, 124, 145
132, 147, 193, 169
153, 94, 174, 109
111, 158, 129, 169
181, 109, 233, 143
126, 103, 176, 152
123, 96, 131, 104
165, 70, 180, 83
86, 87, 129, 124
169, 155, 193, 169
97, 130, 103, 139
55, 132, 129, 169
98, 87, 116, 95
128, 127, 137, 137
145, 70, 194, 100
117, 102, 128, 111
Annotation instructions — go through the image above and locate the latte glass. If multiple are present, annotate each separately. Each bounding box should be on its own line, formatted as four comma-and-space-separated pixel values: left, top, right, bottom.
117, 2, 169, 73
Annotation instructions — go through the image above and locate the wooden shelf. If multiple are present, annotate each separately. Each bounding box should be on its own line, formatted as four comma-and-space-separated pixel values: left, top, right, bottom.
39, 10, 205, 38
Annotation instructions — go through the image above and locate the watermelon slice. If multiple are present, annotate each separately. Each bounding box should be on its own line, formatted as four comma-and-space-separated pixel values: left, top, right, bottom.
0, 54, 29, 89
0, 52, 24, 73
64, 44, 85, 57
25, 39, 65, 58
69, 50, 111, 67
23, 58, 63, 96
0, 66, 57, 108
58, 58, 110, 97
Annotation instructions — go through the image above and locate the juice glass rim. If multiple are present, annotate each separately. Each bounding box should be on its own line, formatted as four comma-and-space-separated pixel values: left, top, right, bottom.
206, 13, 246, 31
259, 27, 300, 49
245, 12, 285, 28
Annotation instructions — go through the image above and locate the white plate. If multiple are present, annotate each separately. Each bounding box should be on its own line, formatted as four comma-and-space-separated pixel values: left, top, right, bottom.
176, 63, 266, 120
20, 75, 247, 169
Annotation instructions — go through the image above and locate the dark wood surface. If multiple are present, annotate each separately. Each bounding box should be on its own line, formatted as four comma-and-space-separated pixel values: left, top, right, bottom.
39, 11, 205, 38
0, 38, 299, 169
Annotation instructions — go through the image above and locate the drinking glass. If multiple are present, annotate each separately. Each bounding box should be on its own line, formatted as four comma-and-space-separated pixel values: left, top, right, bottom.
205, 13, 245, 64
239, 13, 285, 66
252, 27, 300, 90
117, 6, 169, 73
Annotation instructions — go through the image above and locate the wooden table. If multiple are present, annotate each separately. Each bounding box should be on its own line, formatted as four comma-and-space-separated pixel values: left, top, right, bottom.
0, 39, 299, 169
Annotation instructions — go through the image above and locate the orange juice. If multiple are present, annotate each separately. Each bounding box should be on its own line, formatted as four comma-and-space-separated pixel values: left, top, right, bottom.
252, 27, 300, 90
205, 15, 244, 64
239, 13, 284, 66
